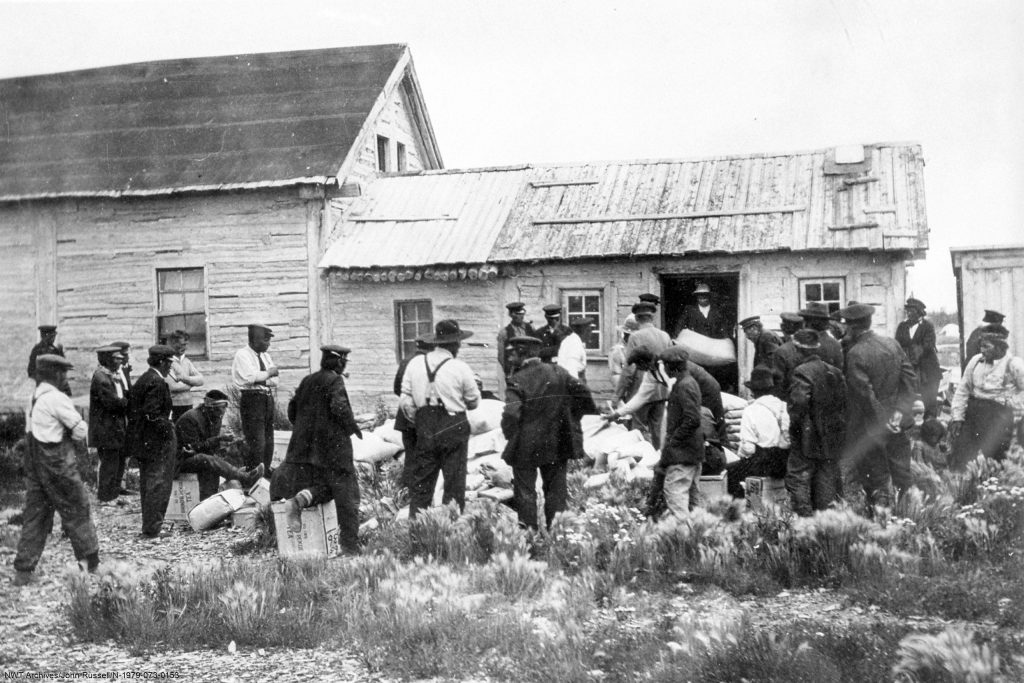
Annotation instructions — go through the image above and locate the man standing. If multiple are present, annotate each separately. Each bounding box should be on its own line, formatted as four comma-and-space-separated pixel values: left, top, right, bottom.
658, 347, 706, 518
108, 341, 134, 394
738, 316, 782, 371
90, 345, 130, 503
176, 390, 263, 501
557, 317, 594, 382
28, 325, 71, 395
536, 304, 573, 364
166, 329, 204, 421
779, 312, 804, 343
232, 323, 279, 471
798, 303, 844, 369
839, 304, 918, 509
502, 336, 596, 530
895, 298, 942, 418
675, 283, 731, 340
785, 330, 848, 515
270, 345, 363, 554
949, 326, 1024, 468
964, 310, 1005, 371
496, 302, 536, 380
13, 355, 100, 586
400, 319, 481, 519
127, 345, 177, 538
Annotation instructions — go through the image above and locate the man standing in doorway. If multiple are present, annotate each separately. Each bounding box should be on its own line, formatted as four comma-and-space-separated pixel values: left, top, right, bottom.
676, 283, 731, 340
232, 323, 279, 471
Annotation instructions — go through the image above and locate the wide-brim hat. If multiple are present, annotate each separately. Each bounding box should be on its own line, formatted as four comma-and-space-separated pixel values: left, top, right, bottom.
744, 366, 775, 391
983, 309, 1005, 324
694, 283, 712, 295
619, 314, 640, 333
836, 303, 875, 322
424, 319, 473, 344
36, 354, 72, 370
798, 302, 831, 320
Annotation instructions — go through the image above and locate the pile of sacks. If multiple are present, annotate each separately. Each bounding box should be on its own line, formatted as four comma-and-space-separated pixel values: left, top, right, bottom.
185, 477, 271, 532
721, 392, 747, 451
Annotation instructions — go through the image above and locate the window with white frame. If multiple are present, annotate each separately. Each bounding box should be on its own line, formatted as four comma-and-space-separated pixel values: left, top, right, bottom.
799, 277, 845, 315
156, 267, 208, 359
562, 288, 603, 351
376, 135, 390, 172
395, 299, 432, 362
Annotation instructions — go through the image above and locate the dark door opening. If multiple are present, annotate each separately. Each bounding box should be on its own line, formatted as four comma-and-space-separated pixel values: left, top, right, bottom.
661, 273, 740, 394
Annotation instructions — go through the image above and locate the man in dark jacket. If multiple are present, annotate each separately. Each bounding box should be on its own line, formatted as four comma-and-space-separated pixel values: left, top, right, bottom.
176, 390, 263, 500
895, 298, 942, 418
28, 325, 71, 395
659, 346, 705, 517
798, 303, 844, 369
270, 345, 362, 554
90, 346, 129, 502
126, 345, 177, 538
675, 283, 732, 340
839, 304, 918, 510
501, 336, 596, 530
536, 304, 573, 363
785, 330, 848, 515
496, 302, 536, 379
963, 309, 1005, 371
739, 315, 782, 371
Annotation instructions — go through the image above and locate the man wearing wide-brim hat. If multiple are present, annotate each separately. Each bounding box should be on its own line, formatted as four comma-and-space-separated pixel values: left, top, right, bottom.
28, 324, 71, 395
835, 303, 918, 510
126, 344, 178, 538
13, 354, 100, 586
270, 345, 363, 554
896, 297, 942, 418
501, 335, 596, 530
963, 309, 1007, 371
90, 345, 131, 503
797, 303, 844, 370
400, 319, 481, 520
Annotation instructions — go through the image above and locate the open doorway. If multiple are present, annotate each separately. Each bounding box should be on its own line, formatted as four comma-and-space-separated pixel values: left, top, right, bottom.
661, 273, 740, 393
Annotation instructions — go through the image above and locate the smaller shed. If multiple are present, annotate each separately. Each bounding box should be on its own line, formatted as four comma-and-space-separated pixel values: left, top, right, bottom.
950, 244, 1024, 361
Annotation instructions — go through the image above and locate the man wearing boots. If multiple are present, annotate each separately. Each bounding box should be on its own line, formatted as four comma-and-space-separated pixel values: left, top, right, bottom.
90, 345, 130, 503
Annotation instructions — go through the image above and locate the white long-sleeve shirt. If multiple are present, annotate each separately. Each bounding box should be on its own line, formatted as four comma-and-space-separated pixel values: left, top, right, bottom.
556, 332, 588, 379
952, 353, 1024, 421
738, 395, 790, 457
167, 353, 204, 406
231, 346, 278, 390
30, 382, 88, 443
401, 348, 481, 415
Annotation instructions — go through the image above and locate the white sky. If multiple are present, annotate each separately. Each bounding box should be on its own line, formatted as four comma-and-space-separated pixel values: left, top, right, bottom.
3, 0, 1022, 311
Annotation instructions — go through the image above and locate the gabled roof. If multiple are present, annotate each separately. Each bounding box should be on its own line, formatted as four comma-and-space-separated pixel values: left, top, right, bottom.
0, 44, 442, 200
319, 142, 928, 274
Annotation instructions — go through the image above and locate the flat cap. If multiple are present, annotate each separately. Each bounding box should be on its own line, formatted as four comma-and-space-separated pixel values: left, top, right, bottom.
505, 301, 526, 312
638, 293, 661, 306
798, 302, 831, 320
569, 317, 595, 328
792, 329, 821, 349
905, 297, 926, 311
836, 303, 875, 322
509, 335, 542, 347
36, 354, 72, 369
658, 346, 690, 364
38, 324, 57, 333
320, 344, 351, 358
632, 301, 657, 315
247, 323, 274, 336
542, 304, 562, 315
780, 312, 804, 324
148, 344, 176, 359
983, 309, 1005, 324
96, 345, 121, 355
109, 341, 131, 349
738, 315, 761, 329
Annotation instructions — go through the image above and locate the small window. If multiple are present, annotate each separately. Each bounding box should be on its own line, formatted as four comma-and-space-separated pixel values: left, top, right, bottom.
396, 142, 407, 172
395, 299, 433, 361
799, 277, 845, 315
376, 135, 390, 172
156, 267, 208, 359
563, 289, 603, 351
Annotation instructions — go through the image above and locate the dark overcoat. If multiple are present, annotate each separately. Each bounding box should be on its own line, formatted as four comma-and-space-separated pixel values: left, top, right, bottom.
536, 323, 573, 363
675, 304, 732, 340
285, 369, 361, 473
895, 319, 942, 387
661, 373, 705, 467
789, 356, 847, 460
88, 367, 127, 449
126, 367, 175, 461
752, 330, 783, 369
844, 331, 918, 438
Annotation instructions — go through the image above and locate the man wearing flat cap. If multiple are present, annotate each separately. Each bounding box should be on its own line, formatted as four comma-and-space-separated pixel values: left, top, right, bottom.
125, 345, 178, 538
896, 298, 941, 418
658, 346, 706, 517
501, 336, 596, 530
232, 323, 279, 471
28, 325, 71, 395
400, 320, 481, 520
176, 390, 264, 501
779, 312, 804, 343
536, 304, 573, 364
739, 315, 782, 372
497, 302, 536, 381
13, 354, 100, 586
798, 303, 843, 370
837, 303, 918, 510
270, 345, 362, 553
90, 346, 130, 502
963, 309, 1006, 371
108, 341, 134, 393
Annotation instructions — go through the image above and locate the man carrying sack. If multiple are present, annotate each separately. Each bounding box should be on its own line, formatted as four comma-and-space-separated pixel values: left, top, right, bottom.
400, 319, 481, 519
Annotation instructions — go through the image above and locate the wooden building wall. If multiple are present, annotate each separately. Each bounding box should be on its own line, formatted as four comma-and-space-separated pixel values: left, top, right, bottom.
325, 250, 910, 410
952, 246, 1024, 361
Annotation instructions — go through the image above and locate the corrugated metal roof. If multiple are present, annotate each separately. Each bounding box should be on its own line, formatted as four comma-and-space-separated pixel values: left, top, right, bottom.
490, 143, 928, 262
320, 142, 928, 270
319, 166, 531, 269
0, 45, 409, 200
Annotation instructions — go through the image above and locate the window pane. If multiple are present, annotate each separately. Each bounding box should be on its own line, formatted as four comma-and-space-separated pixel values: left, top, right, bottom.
416, 321, 433, 337
823, 282, 840, 301
181, 269, 203, 290
184, 292, 204, 311
805, 284, 822, 301
567, 295, 582, 313
403, 322, 419, 340
584, 296, 600, 313
160, 294, 184, 313
158, 270, 180, 292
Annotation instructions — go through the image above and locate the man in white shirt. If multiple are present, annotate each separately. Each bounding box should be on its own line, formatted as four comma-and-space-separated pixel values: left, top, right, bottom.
401, 319, 481, 519
14, 355, 99, 586
724, 366, 790, 499
166, 329, 204, 421
557, 317, 593, 382
231, 323, 279, 470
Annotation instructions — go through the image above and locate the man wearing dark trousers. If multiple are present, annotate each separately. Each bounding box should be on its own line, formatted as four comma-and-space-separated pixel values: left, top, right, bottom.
895, 298, 942, 419
501, 336, 596, 530
28, 325, 71, 395
536, 304, 573, 364
176, 390, 263, 501
232, 323, 279, 471
127, 345, 177, 538
90, 345, 129, 502
270, 345, 363, 554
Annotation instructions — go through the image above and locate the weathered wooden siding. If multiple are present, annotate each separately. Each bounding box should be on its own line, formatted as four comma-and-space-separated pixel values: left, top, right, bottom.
0, 190, 317, 406
326, 251, 908, 409
952, 245, 1024, 361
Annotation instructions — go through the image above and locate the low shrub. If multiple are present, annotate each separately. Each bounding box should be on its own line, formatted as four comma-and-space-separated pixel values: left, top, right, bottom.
893, 629, 1003, 683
